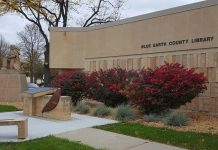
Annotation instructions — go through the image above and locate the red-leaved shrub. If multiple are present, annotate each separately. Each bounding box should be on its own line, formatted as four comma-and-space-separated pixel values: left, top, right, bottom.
85, 68, 138, 107
50, 70, 86, 104
50, 70, 75, 88
127, 63, 207, 113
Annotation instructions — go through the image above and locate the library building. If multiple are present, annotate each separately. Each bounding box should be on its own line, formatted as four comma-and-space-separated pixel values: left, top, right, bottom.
50, 0, 218, 115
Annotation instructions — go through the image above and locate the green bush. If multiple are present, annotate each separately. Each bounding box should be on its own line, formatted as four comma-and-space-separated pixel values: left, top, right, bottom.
144, 114, 162, 122
74, 101, 90, 114
94, 106, 112, 117
116, 104, 134, 121
163, 111, 190, 127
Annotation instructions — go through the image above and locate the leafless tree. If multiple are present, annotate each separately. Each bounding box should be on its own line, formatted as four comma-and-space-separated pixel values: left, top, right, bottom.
1, 0, 127, 85
17, 24, 45, 83
0, 34, 10, 67
0, 34, 9, 57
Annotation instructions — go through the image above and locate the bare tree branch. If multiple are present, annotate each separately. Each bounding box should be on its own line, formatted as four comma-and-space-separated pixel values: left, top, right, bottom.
17, 24, 45, 83
0, 34, 10, 68
80, 0, 126, 27
0, 34, 9, 57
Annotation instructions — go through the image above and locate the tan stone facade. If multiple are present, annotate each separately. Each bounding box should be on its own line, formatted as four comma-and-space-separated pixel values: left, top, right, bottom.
50, 1, 218, 115
0, 70, 27, 103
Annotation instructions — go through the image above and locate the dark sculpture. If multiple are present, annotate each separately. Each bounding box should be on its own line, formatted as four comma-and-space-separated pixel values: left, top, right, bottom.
42, 88, 61, 113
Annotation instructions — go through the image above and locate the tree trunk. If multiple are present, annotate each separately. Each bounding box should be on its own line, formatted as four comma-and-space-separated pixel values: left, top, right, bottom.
34, 77, 37, 84
30, 61, 34, 83
44, 43, 50, 86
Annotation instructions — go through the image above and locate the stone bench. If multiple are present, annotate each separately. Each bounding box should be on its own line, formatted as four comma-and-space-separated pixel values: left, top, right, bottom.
0, 118, 28, 139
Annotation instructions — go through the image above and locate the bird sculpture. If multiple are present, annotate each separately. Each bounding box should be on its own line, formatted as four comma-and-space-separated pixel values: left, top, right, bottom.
42, 88, 61, 113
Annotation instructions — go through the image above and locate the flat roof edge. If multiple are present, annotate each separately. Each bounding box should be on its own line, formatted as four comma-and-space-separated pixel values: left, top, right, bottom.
50, 0, 216, 32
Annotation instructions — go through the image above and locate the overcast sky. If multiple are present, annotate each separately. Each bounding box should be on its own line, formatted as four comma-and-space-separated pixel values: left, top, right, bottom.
0, 0, 204, 44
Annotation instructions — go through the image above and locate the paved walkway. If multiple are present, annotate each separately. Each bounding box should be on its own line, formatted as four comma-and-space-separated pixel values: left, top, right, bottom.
1, 111, 187, 150
56, 128, 187, 150
0, 111, 117, 142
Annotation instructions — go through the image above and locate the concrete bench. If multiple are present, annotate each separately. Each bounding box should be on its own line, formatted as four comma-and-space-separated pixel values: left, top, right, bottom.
0, 118, 28, 139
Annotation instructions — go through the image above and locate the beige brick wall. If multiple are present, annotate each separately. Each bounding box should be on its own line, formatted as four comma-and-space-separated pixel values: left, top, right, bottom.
50, 2, 218, 69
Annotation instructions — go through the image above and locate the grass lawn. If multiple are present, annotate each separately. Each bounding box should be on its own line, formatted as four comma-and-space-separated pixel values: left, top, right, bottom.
0, 105, 20, 113
0, 136, 97, 150
96, 123, 218, 150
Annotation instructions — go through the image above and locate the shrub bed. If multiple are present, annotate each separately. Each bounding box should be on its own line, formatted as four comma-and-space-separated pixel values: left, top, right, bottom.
51, 63, 207, 114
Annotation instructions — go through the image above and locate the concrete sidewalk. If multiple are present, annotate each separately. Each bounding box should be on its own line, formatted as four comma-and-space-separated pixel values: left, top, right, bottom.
0, 111, 117, 142
56, 128, 187, 150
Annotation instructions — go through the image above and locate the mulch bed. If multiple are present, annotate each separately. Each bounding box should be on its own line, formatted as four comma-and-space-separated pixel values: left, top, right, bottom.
133, 112, 218, 135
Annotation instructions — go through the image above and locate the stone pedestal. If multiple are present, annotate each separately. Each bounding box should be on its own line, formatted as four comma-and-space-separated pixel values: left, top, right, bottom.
41, 95, 72, 120
23, 95, 71, 121
21, 87, 71, 121
0, 70, 27, 103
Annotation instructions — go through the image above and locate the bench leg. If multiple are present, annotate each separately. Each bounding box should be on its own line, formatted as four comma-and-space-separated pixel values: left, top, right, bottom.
18, 120, 28, 139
